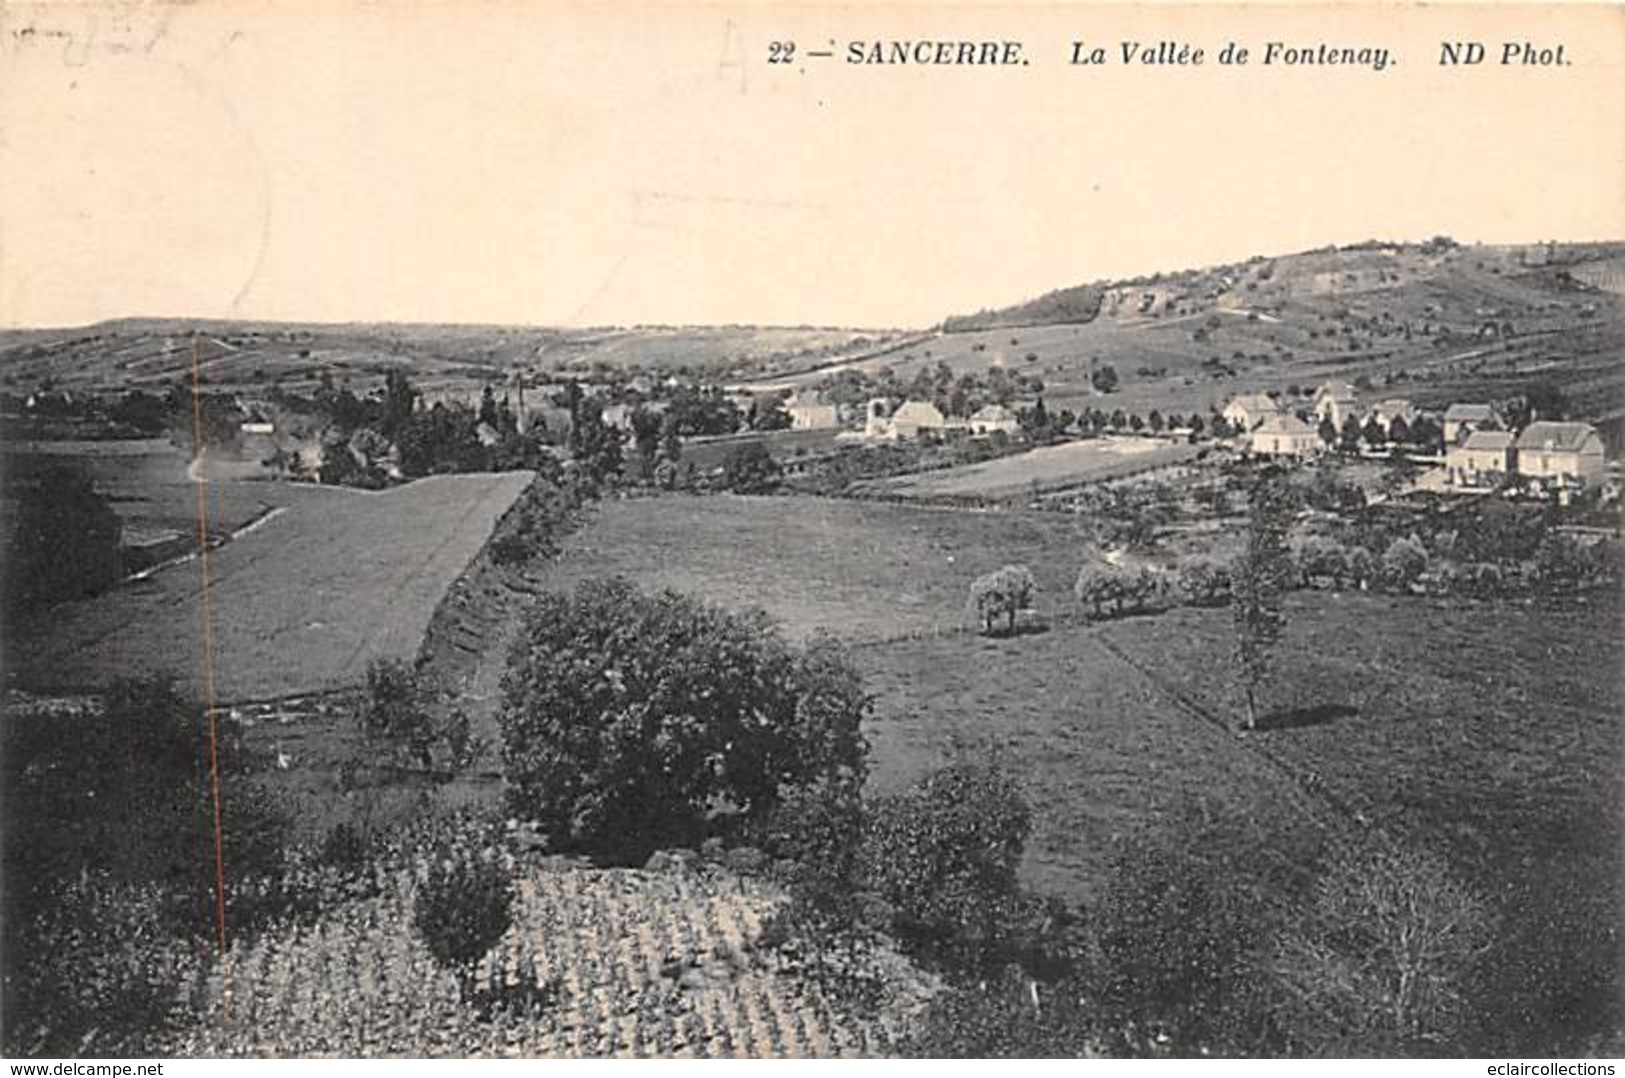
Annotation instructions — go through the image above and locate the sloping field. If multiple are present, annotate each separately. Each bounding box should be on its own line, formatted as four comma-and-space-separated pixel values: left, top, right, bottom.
4, 439, 346, 543
167, 865, 927, 1057
854, 436, 1201, 501
856, 623, 1314, 900
9, 472, 533, 701
1101, 592, 1624, 860
540, 494, 1094, 643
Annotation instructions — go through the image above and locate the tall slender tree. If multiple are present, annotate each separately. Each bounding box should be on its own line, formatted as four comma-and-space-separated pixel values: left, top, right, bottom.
1232, 475, 1294, 730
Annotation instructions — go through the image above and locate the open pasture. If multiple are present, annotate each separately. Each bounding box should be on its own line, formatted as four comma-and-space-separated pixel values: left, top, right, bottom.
853, 436, 1202, 501
541, 494, 1094, 643
8, 472, 533, 701
863, 588, 1620, 903
535, 494, 1621, 916
4, 438, 347, 550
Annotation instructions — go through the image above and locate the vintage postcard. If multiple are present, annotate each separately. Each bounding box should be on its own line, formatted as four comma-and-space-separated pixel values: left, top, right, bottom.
1, 0, 1622, 1062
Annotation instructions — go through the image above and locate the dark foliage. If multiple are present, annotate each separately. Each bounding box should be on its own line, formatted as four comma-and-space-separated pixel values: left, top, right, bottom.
2, 462, 123, 610
499, 578, 868, 862
413, 836, 516, 997
722, 441, 783, 493
902, 967, 1098, 1057
1094, 806, 1322, 1056
860, 763, 1033, 972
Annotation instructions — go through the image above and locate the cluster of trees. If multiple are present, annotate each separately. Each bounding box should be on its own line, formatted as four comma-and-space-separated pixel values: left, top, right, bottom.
2, 677, 300, 1053
311, 373, 564, 488
1316, 413, 1445, 455
814, 360, 1045, 419
1077, 406, 1207, 439
2, 462, 124, 612
1073, 557, 1232, 618
968, 565, 1037, 635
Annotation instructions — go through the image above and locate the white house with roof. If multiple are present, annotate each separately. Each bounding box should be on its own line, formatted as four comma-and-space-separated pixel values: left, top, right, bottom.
1514, 421, 1606, 489
888, 399, 949, 439
968, 404, 1019, 436
783, 391, 839, 431
1249, 413, 1322, 457
1222, 393, 1283, 433
1367, 399, 1416, 434
1442, 403, 1499, 445
1312, 381, 1359, 431
1446, 429, 1514, 487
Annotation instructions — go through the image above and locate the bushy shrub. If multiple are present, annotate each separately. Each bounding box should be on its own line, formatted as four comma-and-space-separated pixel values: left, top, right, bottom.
722, 441, 782, 493
1094, 806, 1320, 1056
1381, 535, 1430, 592
358, 659, 484, 773
969, 564, 1037, 635
500, 578, 868, 862
2, 462, 124, 611
1294, 535, 1349, 589
1271, 841, 1491, 1056
413, 834, 516, 998
1176, 556, 1232, 607
901, 967, 1100, 1058
6, 877, 206, 1056
860, 763, 1033, 972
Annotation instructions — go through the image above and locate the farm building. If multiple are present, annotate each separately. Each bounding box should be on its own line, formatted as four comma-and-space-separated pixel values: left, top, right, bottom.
968, 404, 1019, 436
1222, 393, 1282, 432
1312, 381, 1359, 431
784, 391, 840, 431
1514, 421, 1606, 489
1367, 398, 1416, 433
1445, 429, 1514, 487
1249, 413, 1322, 457
1443, 403, 1500, 444
888, 400, 949, 439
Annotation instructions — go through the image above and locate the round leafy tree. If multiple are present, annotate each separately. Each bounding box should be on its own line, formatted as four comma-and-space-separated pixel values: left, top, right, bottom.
499, 578, 868, 861
414, 842, 514, 999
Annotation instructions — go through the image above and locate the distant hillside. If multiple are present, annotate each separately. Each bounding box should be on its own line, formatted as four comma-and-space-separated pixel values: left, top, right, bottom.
736, 238, 1625, 432
0, 320, 898, 397
943, 284, 1104, 333
942, 239, 1625, 333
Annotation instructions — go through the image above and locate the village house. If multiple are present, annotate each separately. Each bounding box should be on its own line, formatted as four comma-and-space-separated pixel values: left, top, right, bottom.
1312, 381, 1359, 431
783, 390, 840, 431
1249, 413, 1322, 458
968, 403, 1019, 436
1514, 421, 1606, 490
599, 403, 635, 431
1367, 398, 1416, 434
1442, 402, 1499, 445
888, 399, 949, 439
1445, 429, 1514, 487
1222, 393, 1283, 432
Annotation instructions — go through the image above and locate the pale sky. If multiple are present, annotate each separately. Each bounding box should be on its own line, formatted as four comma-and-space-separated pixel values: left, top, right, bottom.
1, 2, 1622, 330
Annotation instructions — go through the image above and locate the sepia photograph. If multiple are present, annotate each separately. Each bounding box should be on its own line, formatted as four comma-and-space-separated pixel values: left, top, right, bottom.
1, 0, 1622, 1062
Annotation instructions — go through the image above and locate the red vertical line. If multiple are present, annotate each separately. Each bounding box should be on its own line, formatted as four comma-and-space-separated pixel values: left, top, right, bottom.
189, 338, 229, 952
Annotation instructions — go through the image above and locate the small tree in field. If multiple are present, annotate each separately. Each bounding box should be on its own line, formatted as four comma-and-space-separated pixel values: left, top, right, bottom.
414, 835, 515, 1000
970, 565, 1037, 636
722, 441, 782, 493
1074, 563, 1120, 618
1232, 477, 1294, 730
1381, 534, 1430, 592
1177, 556, 1232, 607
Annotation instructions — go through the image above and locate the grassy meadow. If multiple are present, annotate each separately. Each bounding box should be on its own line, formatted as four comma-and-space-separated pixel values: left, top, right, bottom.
9, 472, 534, 701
